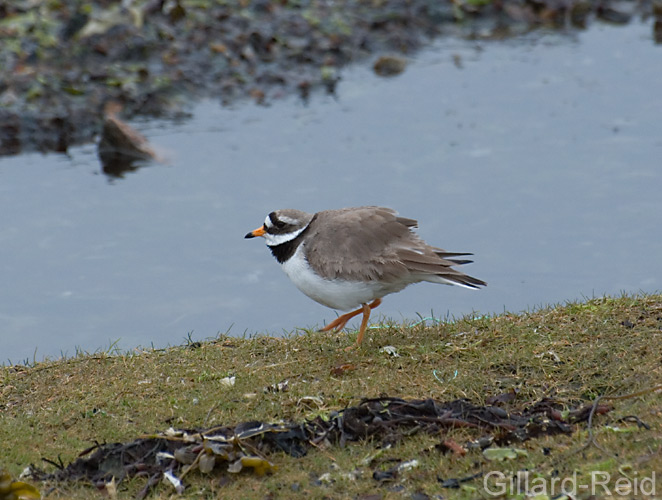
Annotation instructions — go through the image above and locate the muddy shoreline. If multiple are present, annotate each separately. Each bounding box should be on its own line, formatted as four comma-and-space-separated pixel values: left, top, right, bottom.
0, 0, 657, 156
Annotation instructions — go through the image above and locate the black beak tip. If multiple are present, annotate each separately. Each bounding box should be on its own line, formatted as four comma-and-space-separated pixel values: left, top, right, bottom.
244, 232, 255, 239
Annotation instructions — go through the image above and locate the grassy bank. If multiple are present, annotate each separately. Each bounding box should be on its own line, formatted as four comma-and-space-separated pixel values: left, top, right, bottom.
1, 294, 661, 499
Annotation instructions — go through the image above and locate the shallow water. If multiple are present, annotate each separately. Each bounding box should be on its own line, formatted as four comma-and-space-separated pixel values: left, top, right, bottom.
1, 21, 661, 363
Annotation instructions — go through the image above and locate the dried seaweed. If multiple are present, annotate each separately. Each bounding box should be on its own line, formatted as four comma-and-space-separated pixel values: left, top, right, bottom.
30, 395, 612, 496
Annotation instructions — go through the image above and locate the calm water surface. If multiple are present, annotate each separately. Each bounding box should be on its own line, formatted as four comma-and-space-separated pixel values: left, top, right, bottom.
1, 22, 661, 363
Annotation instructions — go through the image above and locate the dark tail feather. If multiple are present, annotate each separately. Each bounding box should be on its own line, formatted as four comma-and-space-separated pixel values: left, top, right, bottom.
435, 251, 474, 258
447, 258, 473, 265
453, 274, 487, 289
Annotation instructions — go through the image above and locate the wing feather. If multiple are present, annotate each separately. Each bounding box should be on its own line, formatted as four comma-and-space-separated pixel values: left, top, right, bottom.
303, 206, 486, 288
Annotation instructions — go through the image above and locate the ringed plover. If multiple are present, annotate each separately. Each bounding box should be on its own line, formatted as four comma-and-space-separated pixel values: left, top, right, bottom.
245, 206, 486, 345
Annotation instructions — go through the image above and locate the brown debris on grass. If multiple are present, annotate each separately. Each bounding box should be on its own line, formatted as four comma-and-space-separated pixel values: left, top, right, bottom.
31, 395, 614, 497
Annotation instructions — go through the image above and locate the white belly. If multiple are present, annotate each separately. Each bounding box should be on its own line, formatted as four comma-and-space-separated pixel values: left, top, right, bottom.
280, 246, 406, 311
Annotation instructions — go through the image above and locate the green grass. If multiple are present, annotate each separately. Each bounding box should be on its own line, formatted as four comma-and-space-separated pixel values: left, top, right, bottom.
1, 294, 661, 499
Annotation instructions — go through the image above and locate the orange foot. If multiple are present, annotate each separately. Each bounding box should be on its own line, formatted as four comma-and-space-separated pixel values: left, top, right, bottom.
320, 299, 382, 346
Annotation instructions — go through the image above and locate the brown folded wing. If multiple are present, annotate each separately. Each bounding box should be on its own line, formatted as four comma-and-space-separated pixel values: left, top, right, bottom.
304, 206, 485, 288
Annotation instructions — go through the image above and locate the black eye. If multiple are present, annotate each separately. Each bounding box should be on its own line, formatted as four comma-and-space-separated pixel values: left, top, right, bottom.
274, 220, 286, 229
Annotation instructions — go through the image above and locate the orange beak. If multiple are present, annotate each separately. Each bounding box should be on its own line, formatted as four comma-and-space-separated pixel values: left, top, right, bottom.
245, 226, 266, 239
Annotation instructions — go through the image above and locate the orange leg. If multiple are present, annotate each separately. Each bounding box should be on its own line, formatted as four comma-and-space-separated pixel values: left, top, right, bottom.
320, 308, 361, 333
320, 299, 382, 345
355, 303, 372, 346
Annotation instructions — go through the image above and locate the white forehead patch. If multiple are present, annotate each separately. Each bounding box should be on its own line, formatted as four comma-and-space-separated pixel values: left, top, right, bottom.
264, 215, 273, 228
